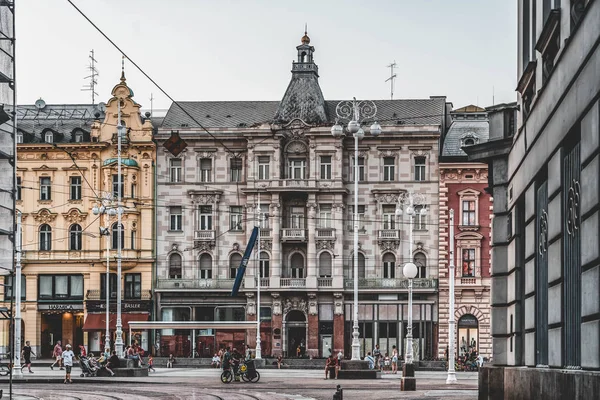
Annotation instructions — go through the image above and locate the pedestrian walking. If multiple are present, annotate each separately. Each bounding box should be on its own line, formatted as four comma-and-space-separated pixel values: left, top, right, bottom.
147, 355, 155, 372
21, 341, 35, 373
391, 345, 398, 374
372, 344, 381, 370
61, 344, 75, 383
50, 340, 63, 370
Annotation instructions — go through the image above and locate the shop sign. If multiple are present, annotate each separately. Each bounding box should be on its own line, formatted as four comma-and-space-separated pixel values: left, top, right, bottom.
38, 303, 84, 311
86, 300, 152, 313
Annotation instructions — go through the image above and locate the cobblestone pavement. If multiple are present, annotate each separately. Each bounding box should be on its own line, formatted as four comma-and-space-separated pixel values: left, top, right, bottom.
1, 369, 478, 400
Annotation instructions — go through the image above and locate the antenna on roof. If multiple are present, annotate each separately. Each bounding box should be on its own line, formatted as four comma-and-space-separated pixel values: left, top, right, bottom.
492, 86, 495, 105
81, 49, 99, 104
385, 61, 397, 100
150, 93, 154, 119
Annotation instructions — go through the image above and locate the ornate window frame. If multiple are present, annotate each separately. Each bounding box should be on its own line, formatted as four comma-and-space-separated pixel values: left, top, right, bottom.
454, 231, 484, 278
457, 188, 481, 229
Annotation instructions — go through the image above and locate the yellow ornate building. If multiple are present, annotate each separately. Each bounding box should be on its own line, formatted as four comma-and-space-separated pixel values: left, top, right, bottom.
0, 72, 155, 356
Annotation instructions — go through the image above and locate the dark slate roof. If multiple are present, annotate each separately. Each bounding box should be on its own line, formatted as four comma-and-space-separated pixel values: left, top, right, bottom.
442, 119, 489, 158
161, 98, 446, 129
12, 104, 104, 143
274, 74, 328, 124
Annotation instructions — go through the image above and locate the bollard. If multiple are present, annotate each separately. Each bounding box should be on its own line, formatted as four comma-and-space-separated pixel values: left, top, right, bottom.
331, 384, 343, 400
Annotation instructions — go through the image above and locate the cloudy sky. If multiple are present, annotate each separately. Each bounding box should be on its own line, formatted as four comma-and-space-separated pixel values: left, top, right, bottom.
17, 0, 517, 113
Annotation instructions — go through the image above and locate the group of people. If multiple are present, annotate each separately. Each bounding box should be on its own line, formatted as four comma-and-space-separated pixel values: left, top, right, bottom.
364, 344, 401, 374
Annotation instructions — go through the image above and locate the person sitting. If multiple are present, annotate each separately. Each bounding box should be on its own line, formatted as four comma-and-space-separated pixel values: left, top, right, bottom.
211, 354, 221, 368
382, 353, 391, 373
104, 350, 119, 376
325, 355, 337, 380
276, 355, 283, 369
166, 354, 176, 368
365, 352, 375, 369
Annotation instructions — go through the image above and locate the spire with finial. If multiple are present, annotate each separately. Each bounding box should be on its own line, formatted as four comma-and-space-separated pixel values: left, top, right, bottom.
120, 55, 126, 82
301, 24, 310, 44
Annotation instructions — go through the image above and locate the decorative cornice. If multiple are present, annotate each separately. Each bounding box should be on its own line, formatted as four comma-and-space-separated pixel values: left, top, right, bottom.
32, 208, 58, 224
62, 208, 88, 224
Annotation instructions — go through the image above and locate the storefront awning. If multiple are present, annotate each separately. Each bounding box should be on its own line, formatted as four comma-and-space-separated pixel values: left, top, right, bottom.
83, 313, 149, 331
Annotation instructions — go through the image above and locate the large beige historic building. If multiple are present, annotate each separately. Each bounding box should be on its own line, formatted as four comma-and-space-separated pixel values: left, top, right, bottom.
0, 73, 155, 356
153, 33, 448, 359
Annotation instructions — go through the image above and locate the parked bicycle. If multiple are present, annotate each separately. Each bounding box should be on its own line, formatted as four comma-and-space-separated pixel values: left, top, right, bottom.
220, 359, 260, 384
0, 353, 11, 376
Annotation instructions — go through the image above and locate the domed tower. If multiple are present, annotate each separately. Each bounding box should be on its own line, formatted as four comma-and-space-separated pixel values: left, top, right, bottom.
273, 29, 328, 125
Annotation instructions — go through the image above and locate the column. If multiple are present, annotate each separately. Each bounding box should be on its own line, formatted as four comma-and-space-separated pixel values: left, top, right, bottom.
333, 293, 345, 354
307, 293, 319, 358
333, 200, 345, 288
270, 196, 281, 288
271, 293, 283, 356
306, 199, 317, 288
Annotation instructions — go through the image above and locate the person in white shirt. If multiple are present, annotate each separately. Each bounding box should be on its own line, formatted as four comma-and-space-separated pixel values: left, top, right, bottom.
61, 344, 75, 384
211, 354, 221, 368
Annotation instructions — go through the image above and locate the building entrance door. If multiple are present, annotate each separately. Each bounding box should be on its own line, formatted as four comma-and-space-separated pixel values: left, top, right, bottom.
321, 335, 332, 358
457, 314, 479, 356
287, 327, 306, 357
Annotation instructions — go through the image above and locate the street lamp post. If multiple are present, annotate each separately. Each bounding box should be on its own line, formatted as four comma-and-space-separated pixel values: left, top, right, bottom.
331, 98, 381, 361
13, 211, 22, 377
395, 192, 427, 364
446, 209, 457, 383
255, 195, 262, 360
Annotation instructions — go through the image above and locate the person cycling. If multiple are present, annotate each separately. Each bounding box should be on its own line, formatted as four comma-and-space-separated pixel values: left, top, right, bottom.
222, 347, 232, 372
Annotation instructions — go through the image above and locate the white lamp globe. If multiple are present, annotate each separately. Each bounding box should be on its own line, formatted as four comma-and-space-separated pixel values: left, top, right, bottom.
347, 120, 360, 134
406, 205, 414, 215
395, 207, 402, 216
370, 121, 382, 136
420, 207, 427, 216
331, 123, 344, 138
108, 208, 117, 216
92, 206, 99, 215
356, 128, 365, 140
403, 262, 418, 279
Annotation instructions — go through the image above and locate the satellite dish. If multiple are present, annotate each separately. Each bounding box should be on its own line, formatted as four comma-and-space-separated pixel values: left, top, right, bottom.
98, 102, 107, 112
35, 98, 46, 109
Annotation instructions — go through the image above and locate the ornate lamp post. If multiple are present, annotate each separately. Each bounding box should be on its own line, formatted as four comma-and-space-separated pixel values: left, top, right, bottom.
331, 98, 381, 360
446, 208, 458, 383
395, 192, 427, 364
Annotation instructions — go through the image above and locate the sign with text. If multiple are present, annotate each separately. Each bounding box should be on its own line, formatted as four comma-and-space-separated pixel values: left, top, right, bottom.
86, 300, 152, 313
38, 303, 84, 311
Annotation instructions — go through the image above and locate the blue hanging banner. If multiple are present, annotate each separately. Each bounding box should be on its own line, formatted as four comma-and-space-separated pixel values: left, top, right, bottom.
231, 226, 259, 296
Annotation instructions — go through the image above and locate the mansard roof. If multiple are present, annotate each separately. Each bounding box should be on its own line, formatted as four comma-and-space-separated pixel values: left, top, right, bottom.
442, 117, 489, 158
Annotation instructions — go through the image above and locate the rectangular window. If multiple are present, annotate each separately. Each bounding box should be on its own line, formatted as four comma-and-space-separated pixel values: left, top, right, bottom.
289, 206, 305, 229
200, 255, 212, 279
462, 249, 476, 277
382, 205, 396, 230
3, 275, 26, 300
318, 204, 332, 228
258, 156, 270, 180
230, 158, 243, 182
349, 205, 366, 231
199, 206, 213, 230
169, 206, 183, 231
130, 183, 136, 199
200, 158, 212, 182
70, 176, 82, 200
169, 158, 182, 183
38, 275, 84, 300
288, 158, 306, 179
383, 157, 395, 181
16, 177, 21, 201
16, 132, 23, 144
112, 174, 124, 198
353, 156, 365, 181
230, 206, 243, 231
130, 230, 136, 250
100, 273, 118, 299
40, 177, 51, 200
383, 260, 395, 279
320, 156, 332, 180
260, 204, 270, 229
462, 200, 476, 226
125, 273, 141, 299
414, 156, 426, 181
413, 205, 426, 230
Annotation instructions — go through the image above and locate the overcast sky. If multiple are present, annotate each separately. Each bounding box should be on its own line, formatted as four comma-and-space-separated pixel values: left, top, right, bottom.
17, 0, 517, 113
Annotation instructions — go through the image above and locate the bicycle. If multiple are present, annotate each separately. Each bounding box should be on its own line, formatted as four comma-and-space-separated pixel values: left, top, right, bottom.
0, 354, 11, 376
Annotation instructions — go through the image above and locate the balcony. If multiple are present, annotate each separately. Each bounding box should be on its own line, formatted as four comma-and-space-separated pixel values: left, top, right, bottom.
343, 278, 438, 290
316, 228, 336, 240
318, 277, 333, 287
155, 278, 238, 290
260, 278, 269, 287
259, 228, 271, 238
280, 278, 306, 288
194, 230, 215, 240
378, 230, 399, 239
281, 228, 306, 241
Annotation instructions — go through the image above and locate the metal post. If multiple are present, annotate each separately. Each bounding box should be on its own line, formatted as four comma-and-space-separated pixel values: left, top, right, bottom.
255, 195, 262, 359
406, 206, 414, 364
446, 209, 458, 383
13, 212, 22, 377
105, 229, 111, 351
351, 130, 360, 361
114, 100, 124, 357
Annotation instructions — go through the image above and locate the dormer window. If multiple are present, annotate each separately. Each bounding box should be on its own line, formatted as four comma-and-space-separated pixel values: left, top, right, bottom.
45, 131, 53, 143
461, 135, 478, 147
74, 132, 83, 143
464, 138, 475, 146
16, 132, 23, 144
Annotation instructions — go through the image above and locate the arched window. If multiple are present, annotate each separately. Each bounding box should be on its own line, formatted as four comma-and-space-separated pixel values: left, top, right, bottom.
319, 252, 332, 277
169, 253, 182, 279
199, 253, 212, 279
111, 223, 124, 250
69, 224, 82, 251
260, 252, 270, 278
44, 131, 53, 143
348, 253, 366, 279
73, 131, 84, 143
464, 138, 475, 146
414, 252, 427, 278
39, 224, 52, 251
230, 253, 242, 279
458, 314, 479, 356
290, 253, 304, 278
382, 253, 395, 279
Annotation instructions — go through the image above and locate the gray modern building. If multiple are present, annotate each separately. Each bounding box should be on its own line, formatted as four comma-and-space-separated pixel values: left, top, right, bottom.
466, 1, 600, 398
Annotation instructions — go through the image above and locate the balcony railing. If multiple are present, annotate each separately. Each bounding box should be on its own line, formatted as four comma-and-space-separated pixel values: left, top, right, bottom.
86, 290, 152, 300
318, 277, 333, 287
156, 278, 238, 290
259, 228, 271, 238
280, 278, 306, 287
281, 229, 306, 241
259, 278, 269, 287
194, 230, 215, 240
459, 277, 477, 285
343, 278, 438, 290
378, 230, 399, 239
316, 228, 336, 239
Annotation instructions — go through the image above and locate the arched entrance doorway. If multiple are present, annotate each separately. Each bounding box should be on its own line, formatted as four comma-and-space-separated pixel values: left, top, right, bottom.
284, 310, 306, 357
457, 314, 479, 356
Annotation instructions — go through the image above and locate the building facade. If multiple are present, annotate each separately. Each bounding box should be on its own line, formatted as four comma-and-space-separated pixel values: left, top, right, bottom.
0, 73, 156, 356
154, 33, 447, 359
438, 105, 493, 360
467, 0, 600, 398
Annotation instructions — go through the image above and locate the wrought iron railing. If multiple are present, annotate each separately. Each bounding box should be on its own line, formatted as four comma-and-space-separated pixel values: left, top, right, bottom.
343, 278, 438, 289
280, 278, 306, 287
155, 278, 238, 290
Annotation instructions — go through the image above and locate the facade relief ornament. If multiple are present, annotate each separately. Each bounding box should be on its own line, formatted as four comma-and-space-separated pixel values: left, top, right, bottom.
260, 240, 272, 251
32, 208, 58, 224
378, 149, 399, 158
194, 241, 215, 252
246, 293, 256, 316
283, 297, 308, 316
271, 292, 282, 315
374, 193, 400, 205
378, 240, 400, 251
333, 293, 344, 315
308, 293, 318, 315
196, 151, 216, 159
62, 208, 88, 224
538, 210, 549, 256
316, 240, 335, 250
566, 179, 580, 236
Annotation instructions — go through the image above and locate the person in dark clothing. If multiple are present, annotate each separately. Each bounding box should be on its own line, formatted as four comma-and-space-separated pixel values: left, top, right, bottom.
104, 351, 119, 376
222, 347, 232, 370
21, 341, 35, 373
